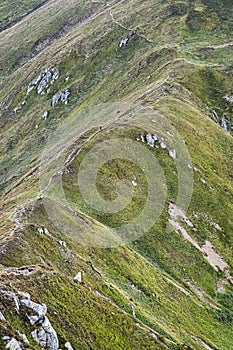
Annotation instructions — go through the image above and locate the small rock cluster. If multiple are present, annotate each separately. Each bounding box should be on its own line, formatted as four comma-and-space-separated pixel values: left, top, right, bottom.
138, 133, 176, 159
223, 94, 233, 103
119, 30, 137, 48
1, 291, 74, 350
52, 89, 71, 107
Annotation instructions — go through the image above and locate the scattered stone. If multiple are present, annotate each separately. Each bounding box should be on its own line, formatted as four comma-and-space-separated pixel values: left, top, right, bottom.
42, 111, 49, 120
44, 228, 52, 237
221, 118, 228, 132
17, 331, 29, 345
74, 271, 82, 283
0, 310, 5, 321
5, 291, 20, 312
14, 107, 21, 114
169, 202, 193, 228
140, 135, 145, 142
59, 241, 67, 248
65, 342, 74, 350
150, 332, 158, 340
146, 133, 154, 146
119, 37, 129, 48
223, 94, 233, 103
209, 108, 219, 122
166, 130, 174, 137
132, 180, 137, 187
61, 89, 70, 102
51, 70, 60, 84
160, 142, 166, 149
21, 100, 26, 106
201, 241, 228, 272
129, 303, 136, 317
3, 336, 11, 341
169, 149, 176, 159
200, 178, 206, 184
37, 227, 51, 237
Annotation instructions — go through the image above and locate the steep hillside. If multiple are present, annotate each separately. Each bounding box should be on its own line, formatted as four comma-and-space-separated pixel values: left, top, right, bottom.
0, 1, 233, 349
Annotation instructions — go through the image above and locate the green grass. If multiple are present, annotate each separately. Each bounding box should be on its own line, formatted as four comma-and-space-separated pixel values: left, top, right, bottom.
0, 0, 233, 349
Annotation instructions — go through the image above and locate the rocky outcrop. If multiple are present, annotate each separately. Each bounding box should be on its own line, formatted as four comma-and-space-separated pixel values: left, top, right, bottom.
65, 342, 74, 350
27, 68, 60, 95
1, 290, 75, 350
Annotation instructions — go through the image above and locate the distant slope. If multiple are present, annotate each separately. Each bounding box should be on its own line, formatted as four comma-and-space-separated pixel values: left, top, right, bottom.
0, 1, 233, 349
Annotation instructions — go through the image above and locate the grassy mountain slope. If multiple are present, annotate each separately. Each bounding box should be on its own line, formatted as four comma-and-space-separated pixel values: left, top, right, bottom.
0, 1, 233, 349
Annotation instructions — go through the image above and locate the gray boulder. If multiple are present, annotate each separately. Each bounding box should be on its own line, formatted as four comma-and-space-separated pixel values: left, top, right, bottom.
0, 310, 5, 321
221, 118, 228, 132
5, 338, 23, 350
52, 92, 62, 106
65, 342, 74, 350
146, 133, 154, 147
52, 89, 71, 106
32, 316, 59, 350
